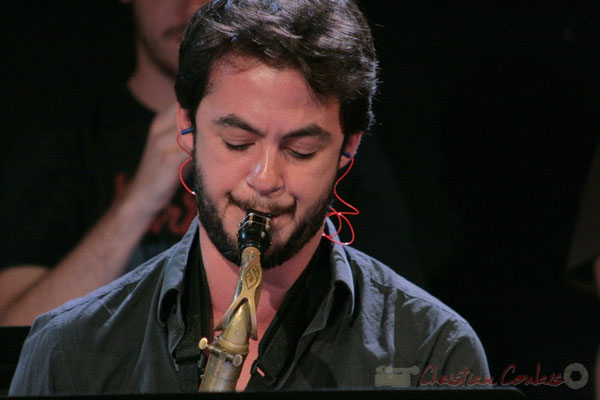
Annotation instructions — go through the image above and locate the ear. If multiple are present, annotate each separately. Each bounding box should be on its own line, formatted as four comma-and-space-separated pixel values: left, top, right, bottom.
176, 104, 195, 150
338, 132, 362, 169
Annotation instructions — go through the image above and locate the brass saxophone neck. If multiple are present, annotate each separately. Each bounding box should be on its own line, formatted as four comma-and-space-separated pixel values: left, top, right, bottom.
198, 211, 272, 392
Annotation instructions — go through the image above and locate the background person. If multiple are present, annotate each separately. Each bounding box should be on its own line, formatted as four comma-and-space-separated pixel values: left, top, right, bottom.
0, 0, 209, 326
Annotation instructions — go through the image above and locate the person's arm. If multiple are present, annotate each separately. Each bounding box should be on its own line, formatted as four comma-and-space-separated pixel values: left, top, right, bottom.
0, 104, 188, 326
433, 320, 490, 385
8, 317, 71, 395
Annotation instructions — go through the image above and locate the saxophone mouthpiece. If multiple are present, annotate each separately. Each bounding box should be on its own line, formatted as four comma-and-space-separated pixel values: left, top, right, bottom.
237, 211, 272, 255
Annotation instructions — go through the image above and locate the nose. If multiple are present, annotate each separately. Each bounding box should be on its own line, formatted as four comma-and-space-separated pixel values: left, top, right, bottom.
246, 149, 284, 197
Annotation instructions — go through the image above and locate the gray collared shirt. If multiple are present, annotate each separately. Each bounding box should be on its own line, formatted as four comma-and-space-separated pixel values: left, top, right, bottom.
10, 218, 489, 395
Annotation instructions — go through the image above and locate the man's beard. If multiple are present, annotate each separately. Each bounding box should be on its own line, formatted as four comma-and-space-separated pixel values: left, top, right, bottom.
192, 158, 334, 269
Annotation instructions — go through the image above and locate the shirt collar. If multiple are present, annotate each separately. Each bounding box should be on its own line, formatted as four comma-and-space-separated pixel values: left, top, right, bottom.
157, 217, 199, 325
326, 219, 356, 316
287, 219, 356, 344
295, 220, 356, 340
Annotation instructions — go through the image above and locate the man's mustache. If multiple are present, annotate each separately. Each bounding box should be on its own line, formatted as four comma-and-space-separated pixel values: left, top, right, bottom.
228, 194, 296, 216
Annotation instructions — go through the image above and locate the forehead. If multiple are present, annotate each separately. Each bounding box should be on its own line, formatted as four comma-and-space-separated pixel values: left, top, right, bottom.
205, 55, 329, 107
197, 56, 342, 131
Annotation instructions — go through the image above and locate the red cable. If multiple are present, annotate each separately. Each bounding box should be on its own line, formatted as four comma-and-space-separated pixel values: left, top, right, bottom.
323, 155, 359, 246
179, 157, 196, 196
177, 132, 196, 195
177, 132, 193, 156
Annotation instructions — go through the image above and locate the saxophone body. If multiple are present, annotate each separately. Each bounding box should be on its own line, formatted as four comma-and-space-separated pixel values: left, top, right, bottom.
198, 211, 272, 391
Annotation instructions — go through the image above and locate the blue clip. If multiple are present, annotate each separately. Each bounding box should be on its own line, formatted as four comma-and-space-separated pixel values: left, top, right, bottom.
180, 128, 195, 135
341, 151, 352, 158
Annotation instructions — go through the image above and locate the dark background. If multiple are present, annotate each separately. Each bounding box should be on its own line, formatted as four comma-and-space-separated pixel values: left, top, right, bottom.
1, 1, 599, 399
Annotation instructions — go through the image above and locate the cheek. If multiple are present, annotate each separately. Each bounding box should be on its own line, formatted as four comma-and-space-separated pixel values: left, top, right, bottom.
199, 155, 244, 197
195, 138, 236, 196
287, 160, 338, 204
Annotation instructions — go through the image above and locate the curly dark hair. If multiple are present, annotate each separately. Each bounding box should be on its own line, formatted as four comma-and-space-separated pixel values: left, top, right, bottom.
174, 0, 378, 137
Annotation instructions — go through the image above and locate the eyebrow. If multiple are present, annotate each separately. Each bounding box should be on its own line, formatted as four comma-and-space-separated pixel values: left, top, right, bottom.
215, 114, 262, 136
214, 114, 333, 142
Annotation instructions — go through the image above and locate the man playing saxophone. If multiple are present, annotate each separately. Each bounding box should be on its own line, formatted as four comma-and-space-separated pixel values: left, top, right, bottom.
10, 0, 489, 394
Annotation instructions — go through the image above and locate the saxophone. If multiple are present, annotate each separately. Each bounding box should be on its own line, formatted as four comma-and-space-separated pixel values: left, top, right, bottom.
198, 211, 272, 391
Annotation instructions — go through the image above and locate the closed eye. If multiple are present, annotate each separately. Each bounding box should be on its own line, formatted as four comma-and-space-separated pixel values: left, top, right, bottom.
224, 140, 253, 151
287, 148, 316, 160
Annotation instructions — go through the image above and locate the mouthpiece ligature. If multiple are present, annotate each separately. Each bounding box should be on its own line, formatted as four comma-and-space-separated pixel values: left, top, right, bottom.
237, 211, 272, 255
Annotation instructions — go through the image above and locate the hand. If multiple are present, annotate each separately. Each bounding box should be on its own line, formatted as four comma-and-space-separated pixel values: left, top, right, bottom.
124, 102, 190, 214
